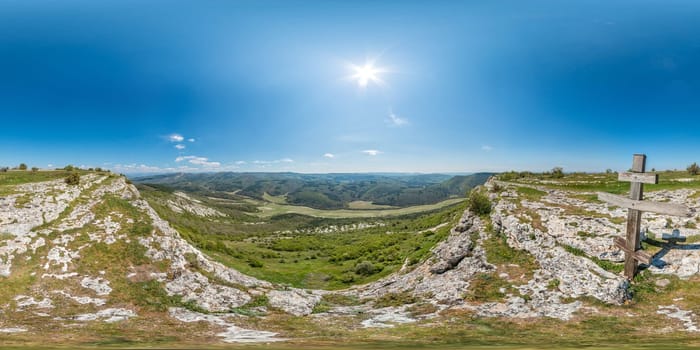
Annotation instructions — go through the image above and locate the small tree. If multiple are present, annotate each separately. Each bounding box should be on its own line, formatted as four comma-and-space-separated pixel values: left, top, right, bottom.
468, 190, 491, 216
65, 173, 80, 186
31, 167, 38, 172
551, 167, 564, 178
0, 167, 7, 173
18, 163, 27, 171
688, 162, 700, 176
64, 165, 75, 171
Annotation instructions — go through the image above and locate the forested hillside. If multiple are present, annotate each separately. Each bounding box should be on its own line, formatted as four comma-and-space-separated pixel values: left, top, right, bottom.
133, 172, 493, 209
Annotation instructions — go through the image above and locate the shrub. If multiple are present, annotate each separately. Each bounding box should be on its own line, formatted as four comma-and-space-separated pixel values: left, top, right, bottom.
31, 167, 38, 172
354, 261, 377, 276
247, 258, 263, 268
65, 173, 80, 186
551, 167, 564, 178
18, 163, 27, 171
64, 165, 75, 171
340, 273, 356, 284
0, 167, 8, 173
688, 162, 699, 176
468, 190, 491, 216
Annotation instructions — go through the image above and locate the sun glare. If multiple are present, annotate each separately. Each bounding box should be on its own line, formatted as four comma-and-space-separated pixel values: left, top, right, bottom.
348, 60, 385, 88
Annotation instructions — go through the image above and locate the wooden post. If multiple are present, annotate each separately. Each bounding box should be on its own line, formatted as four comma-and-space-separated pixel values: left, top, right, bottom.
598, 154, 690, 279
624, 154, 646, 278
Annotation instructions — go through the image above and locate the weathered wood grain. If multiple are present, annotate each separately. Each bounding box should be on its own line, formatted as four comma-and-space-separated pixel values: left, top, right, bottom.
618, 172, 659, 184
598, 192, 690, 217
624, 154, 646, 279
614, 237, 653, 265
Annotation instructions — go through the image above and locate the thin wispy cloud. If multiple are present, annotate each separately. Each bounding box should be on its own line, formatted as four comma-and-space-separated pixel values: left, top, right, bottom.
482, 145, 493, 152
175, 144, 186, 150
323, 153, 335, 158
252, 158, 294, 165
387, 113, 408, 127
235, 161, 246, 165
175, 155, 221, 168
168, 134, 184, 142
187, 138, 195, 142
362, 150, 381, 156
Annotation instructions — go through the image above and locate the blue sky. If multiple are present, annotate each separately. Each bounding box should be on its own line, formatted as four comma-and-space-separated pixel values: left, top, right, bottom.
2, 0, 700, 174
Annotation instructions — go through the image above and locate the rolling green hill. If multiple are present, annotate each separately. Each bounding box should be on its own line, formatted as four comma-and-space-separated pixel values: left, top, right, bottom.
133, 172, 493, 209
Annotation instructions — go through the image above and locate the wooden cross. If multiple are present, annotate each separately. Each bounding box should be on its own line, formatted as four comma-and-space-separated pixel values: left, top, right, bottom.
597, 154, 691, 279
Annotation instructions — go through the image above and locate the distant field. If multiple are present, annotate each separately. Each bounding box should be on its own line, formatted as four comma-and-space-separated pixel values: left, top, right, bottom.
244, 197, 466, 218
347, 200, 397, 210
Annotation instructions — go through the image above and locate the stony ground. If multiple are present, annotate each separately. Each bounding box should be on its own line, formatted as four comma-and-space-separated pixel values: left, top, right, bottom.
2, 172, 700, 346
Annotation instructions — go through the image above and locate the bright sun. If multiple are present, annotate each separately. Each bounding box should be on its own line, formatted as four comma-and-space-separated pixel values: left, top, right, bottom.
349, 61, 385, 88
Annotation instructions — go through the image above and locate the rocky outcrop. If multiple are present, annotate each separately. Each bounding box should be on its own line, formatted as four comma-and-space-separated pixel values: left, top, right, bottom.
352, 211, 492, 306
268, 289, 323, 316
0, 174, 319, 341
167, 192, 224, 217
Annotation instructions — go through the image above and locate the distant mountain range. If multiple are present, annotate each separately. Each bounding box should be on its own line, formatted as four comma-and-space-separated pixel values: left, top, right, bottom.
133, 172, 494, 209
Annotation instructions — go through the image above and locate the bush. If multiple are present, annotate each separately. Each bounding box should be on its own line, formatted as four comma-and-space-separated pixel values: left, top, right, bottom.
551, 167, 564, 178
64, 165, 75, 171
340, 273, 356, 283
468, 190, 491, 216
65, 173, 80, 186
354, 261, 378, 276
31, 167, 38, 172
247, 258, 263, 268
18, 163, 27, 171
688, 162, 699, 176
0, 167, 7, 173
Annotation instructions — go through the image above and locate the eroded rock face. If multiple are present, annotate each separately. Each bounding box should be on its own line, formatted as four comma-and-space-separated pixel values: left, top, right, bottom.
167, 192, 225, 217
352, 211, 493, 306
657, 305, 699, 332
169, 307, 284, 343
267, 289, 322, 316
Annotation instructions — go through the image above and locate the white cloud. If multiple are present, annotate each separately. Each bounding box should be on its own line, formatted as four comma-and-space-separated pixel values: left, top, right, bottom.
175, 144, 186, 150
252, 158, 294, 165
481, 145, 493, 151
175, 156, 221, 168
187, 138, 195, 142
362, 150, 381, 156
113, 163, 174, 173
323, 153, 335, 158
235, 161, 246, 165
169, 134, 184, 142
387, 113, 408, 127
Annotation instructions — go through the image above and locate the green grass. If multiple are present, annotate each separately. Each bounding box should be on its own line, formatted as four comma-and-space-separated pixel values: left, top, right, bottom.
501, 170, 700, 194
463, 272, 510, 302
560, 244, 624, 274
516, 187, 546, 201
482, 231, 538, 271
